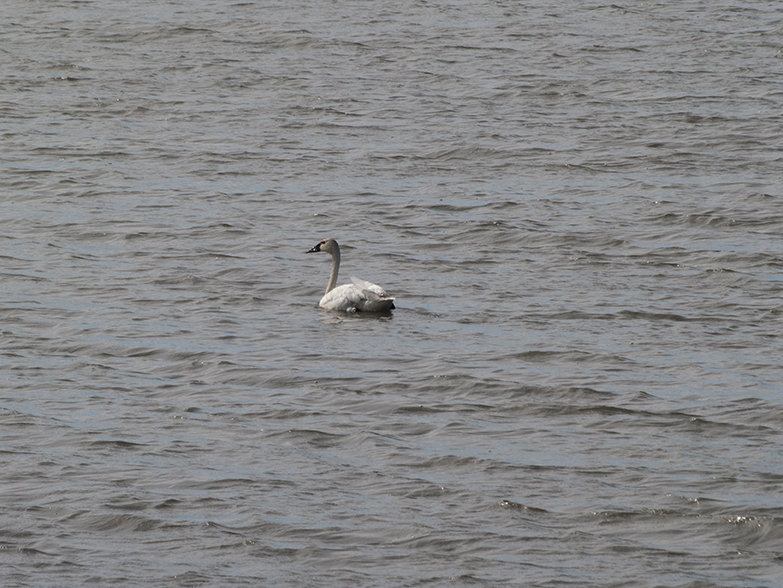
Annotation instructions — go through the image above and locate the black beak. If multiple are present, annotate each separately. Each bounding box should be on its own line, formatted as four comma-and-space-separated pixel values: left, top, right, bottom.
306, 244, 320, 253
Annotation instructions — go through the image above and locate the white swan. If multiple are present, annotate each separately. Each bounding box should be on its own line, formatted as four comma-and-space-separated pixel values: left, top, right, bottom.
306, 238, 396, 312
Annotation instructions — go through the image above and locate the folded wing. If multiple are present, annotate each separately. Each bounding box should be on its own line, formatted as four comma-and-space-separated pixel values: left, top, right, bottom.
318, 278, 395, 312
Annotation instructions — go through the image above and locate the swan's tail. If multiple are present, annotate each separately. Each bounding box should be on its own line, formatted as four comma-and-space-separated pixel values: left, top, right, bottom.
362, 296, 396, 312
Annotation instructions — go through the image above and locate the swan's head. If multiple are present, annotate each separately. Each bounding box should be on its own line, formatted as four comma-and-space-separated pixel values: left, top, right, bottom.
307, 238, 339, 255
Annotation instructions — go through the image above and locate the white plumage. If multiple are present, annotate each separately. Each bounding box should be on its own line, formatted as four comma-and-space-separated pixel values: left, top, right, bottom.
307, 238, 395, 312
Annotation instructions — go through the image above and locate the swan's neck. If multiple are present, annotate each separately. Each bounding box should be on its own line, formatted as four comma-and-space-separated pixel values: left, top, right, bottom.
326, 246, 340, 295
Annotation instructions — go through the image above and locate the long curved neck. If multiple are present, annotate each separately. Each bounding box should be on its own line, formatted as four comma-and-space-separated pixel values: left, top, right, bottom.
325, 245, 341, 295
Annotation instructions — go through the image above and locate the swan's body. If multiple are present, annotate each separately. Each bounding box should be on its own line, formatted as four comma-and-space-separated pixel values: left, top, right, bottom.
307, 238, 395, 312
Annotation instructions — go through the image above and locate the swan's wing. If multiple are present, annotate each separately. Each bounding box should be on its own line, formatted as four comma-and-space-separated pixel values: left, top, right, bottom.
350, 276, 389, 298
349, 277, 395, 312
320, 282, 395, 312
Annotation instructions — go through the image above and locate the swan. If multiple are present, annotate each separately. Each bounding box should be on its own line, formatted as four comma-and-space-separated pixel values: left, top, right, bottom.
306, 238, 396, 312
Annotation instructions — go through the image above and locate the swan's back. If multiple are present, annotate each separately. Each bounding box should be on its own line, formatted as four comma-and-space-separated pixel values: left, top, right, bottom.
319, 278, 395, 312
350, 277, 390, 298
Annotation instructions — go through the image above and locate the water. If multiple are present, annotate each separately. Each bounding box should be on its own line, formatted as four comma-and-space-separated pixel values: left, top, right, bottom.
2, 1, 782, 586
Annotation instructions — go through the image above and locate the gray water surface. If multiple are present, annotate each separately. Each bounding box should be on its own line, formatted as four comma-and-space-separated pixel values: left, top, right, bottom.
2, 1, 783, 586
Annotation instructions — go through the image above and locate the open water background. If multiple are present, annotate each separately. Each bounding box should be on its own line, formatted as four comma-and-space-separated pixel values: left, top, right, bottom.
2, 1, 783, 586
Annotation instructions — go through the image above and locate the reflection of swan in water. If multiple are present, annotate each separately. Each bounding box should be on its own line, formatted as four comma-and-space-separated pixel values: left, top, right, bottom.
306, 238, 395, 312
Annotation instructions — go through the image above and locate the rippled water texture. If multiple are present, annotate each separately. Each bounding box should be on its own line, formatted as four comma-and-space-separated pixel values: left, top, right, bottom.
2, 1, 783, 586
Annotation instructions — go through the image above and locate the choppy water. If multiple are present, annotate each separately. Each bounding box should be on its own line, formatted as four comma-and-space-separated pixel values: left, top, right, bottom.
2, 1, 783, 586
